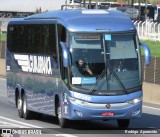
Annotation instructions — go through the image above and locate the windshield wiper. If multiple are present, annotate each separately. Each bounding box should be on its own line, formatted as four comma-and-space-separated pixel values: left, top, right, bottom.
89, 67, 127, 94
89, 69, 106, 94
108, 68, 127, 94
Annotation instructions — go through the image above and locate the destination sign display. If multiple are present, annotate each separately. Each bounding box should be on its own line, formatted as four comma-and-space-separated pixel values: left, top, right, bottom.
75, 35, 100, 39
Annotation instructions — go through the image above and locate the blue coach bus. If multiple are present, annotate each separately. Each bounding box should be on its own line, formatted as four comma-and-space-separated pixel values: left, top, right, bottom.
6, 9, 151, 128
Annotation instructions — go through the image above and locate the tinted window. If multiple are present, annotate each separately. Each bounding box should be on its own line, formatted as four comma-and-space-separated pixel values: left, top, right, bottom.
7, 24, 57, 57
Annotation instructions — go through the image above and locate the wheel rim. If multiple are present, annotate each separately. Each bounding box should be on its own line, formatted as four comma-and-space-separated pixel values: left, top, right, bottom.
23, 97, 26, 114
17, 97, 22, 110
57, 105, 62, 124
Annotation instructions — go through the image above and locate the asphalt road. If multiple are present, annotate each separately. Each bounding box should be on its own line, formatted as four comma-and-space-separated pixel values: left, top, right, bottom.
0, 77, 160, 137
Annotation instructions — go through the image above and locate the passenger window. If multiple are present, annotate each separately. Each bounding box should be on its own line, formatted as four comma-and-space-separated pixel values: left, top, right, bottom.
7, 24, 57, 59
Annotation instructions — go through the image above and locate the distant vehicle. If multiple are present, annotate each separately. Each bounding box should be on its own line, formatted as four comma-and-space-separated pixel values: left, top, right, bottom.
0, 12, 33, 18
100, 2, 126, 8
134, 3, 156, 21
6, 9, 151, 128
85, 2, 139, 20
124, 7, 139, 20
0, 0, 66, 18
83, 1, 126, 10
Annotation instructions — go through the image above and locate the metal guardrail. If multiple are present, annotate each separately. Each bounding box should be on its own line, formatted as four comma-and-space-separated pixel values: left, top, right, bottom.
133, 20, 160, 41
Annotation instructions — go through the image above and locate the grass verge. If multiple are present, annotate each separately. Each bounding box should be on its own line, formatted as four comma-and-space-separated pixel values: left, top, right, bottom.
0, 33, 7, 41
140, 39, 160, 57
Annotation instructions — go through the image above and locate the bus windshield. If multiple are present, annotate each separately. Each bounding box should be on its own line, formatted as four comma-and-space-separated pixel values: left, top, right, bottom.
68, 32, 141, 95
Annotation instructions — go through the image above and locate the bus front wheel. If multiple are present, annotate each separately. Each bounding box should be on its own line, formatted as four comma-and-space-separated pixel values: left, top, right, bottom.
57, 102, 69, 128
117, 119, 130, 128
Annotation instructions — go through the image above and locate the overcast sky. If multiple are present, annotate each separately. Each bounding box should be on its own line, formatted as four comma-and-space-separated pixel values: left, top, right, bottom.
0, 0, 67, 12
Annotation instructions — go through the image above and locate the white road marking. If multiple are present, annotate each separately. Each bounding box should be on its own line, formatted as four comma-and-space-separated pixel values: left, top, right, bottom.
56, 134, 78, 137
0, 116, 43, 128
143, 105, 160, 111
0, 120, 28, 128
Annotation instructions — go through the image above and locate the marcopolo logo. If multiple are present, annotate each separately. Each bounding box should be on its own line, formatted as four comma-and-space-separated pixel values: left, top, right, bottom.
14, 54, 52, 75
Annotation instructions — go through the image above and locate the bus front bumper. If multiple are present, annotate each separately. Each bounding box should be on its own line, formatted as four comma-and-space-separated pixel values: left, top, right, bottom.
62, 96, 142, 120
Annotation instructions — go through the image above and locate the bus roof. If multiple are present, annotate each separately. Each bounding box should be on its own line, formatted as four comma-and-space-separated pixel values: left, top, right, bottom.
9, 9, 136, 32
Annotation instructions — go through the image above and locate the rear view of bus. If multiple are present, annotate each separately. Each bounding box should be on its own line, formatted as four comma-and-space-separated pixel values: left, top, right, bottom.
6, 9, 151, 128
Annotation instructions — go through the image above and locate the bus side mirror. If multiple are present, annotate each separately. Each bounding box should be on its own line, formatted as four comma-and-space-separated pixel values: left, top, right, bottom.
140, 42, 151, 66
60, 42, 70, 67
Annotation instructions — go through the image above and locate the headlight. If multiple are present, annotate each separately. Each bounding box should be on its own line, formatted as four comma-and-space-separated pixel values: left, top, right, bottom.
67, 95, 88, 106
127, 97, 142, 104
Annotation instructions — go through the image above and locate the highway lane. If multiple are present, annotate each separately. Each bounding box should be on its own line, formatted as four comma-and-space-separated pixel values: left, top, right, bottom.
0, 78, 160, 137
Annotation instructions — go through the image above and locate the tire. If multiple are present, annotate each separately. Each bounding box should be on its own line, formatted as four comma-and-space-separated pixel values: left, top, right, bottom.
17, 95, 23, 118
57, 102, 69, 128
117, 119, 130, 129
22, 94, 32, 119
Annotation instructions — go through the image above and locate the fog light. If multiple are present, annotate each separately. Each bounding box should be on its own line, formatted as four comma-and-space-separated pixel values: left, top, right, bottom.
74, 110, 83, 117
132, 109, 140, 116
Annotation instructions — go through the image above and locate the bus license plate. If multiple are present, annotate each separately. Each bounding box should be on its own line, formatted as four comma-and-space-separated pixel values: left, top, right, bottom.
102, 112, 114, 116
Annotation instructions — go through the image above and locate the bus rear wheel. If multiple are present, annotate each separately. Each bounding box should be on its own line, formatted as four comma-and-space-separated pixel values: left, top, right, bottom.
17, 95, 23, 118
117, 119, 130, 129
22, 94, 32, 119
57, 102, 69, 128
